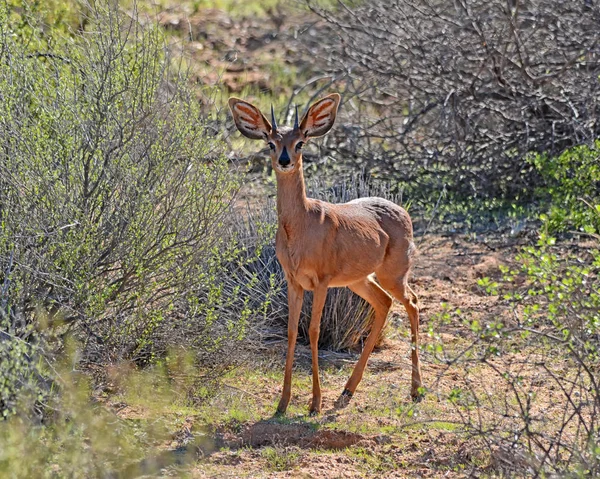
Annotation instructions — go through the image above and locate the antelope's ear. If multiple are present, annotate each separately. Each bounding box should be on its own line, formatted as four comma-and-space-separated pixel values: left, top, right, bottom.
299, 93, 340, 138
228, 98, 272, 140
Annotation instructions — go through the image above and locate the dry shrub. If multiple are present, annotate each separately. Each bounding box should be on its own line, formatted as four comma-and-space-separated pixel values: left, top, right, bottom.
308, 0, 600, 203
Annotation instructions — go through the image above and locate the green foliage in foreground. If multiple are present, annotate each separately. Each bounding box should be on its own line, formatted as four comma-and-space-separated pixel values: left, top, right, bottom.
0, 2, 266, 419
0, 378, 147, 478
433, 211, 600, 475
0, 354, 193, 478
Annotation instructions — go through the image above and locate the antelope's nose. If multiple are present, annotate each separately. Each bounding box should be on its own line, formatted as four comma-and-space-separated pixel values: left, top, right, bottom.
278, 147, 291, 166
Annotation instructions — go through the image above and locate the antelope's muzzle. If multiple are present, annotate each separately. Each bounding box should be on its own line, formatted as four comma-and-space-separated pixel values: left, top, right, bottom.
278, 147, 291, 166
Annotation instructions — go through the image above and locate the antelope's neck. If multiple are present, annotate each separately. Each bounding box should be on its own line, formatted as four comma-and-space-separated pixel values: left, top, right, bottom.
275, 167, 308, 226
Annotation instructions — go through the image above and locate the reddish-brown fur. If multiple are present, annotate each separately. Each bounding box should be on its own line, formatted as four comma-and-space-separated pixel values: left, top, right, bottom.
229, 94, 423, 415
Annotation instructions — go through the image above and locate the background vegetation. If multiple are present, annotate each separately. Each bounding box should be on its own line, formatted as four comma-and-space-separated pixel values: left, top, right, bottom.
0, 0, 598, 477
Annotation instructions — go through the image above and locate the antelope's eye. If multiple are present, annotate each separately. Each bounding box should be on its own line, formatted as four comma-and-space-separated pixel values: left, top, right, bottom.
295, 141, 304, 151
268, 142, 276, 150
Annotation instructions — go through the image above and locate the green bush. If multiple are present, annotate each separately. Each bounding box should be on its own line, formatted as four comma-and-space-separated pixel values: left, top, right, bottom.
5, 0, 82, 40
503, 224, 600, 474
530, 143, 600, 234
0, 2, 248, 417
514, 231, 600, 341
430, 215, 600, 476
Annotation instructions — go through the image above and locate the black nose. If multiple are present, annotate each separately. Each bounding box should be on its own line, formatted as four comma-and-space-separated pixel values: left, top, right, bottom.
278, 147, 291, 166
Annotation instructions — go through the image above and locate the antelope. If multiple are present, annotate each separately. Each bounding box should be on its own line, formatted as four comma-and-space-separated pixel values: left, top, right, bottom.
229, 94, 423, 415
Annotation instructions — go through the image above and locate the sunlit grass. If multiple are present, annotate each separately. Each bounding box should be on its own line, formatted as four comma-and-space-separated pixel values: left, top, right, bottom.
261, 445, 302, 471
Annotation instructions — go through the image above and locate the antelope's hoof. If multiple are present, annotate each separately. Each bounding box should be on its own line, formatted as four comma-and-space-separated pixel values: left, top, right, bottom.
276, 401, 288, 416
274, 408, 286, 417
334, 388, 353, 409
411, 386, 425, 403
309, 399, 322, 416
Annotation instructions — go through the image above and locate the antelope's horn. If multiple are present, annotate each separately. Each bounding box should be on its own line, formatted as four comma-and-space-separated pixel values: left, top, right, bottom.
294, 105, 299, 130
271, 104, 278, 131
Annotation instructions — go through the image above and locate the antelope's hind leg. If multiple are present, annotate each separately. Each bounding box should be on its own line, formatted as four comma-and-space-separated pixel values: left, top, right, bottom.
335, 276, 393, 408
379, 275, 423, 401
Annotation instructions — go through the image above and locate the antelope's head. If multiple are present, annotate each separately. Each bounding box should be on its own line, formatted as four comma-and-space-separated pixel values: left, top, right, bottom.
228, 94, 340, 174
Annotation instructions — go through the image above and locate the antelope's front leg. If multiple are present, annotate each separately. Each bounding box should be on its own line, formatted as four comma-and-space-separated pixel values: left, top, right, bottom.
308, 282, 329, 415
276, 280, 304, 415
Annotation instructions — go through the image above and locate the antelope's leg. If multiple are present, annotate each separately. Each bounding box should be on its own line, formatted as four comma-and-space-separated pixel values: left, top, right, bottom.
379, 276, 423, 400
308, 282, 329, 415
338, 277, 392, 405
400, 284, 423, 399
276, 280, 304, 414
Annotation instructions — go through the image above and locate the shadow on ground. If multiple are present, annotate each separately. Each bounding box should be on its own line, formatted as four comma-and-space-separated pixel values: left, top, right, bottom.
217, 418, 375, 450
